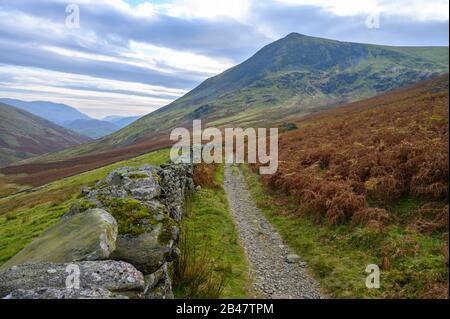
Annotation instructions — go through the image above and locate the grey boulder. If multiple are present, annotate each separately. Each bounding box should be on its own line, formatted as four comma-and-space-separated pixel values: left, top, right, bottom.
111, 226, 176, 275
1, 209, 118, 270
0, 260, 144, 298
3, 287, 128, 299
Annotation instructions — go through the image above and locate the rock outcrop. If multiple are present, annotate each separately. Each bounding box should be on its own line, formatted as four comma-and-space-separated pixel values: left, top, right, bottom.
0, 162, 193, 299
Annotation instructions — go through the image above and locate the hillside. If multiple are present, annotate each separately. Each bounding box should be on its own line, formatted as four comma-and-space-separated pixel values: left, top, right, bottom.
42, 33, 448, 158
1, 34, 448, 188
0, 103, 91, 166
243, 74, 449, 298
103, 115, 141, 129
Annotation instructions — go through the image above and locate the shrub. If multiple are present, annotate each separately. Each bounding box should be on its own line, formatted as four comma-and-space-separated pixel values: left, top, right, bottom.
254, 82, 448, 226
193, 164, 220, 189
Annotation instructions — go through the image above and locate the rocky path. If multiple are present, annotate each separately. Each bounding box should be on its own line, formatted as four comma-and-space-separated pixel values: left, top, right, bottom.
223, 165, 323, 299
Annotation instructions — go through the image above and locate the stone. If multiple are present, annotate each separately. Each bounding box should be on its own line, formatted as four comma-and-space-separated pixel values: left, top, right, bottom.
143, 263, 174, 299
3, 287, 128, 299
100, 166, 162, 202
146, 276, 174, 299
285, 254, 301, 263
142, 263, 169, 296
0, 260, 144, 298
111, 226, 175, 274
159, 164, 194, 221
0, 209, 118, 270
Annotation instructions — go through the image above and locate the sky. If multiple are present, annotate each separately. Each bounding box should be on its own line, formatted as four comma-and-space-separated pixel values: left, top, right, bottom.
0, 0, 448, 118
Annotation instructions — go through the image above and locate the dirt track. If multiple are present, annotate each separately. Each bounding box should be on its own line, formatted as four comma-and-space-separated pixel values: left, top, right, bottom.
223, 164, 323, 299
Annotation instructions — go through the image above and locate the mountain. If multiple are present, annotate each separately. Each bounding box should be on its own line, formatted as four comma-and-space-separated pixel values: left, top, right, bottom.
64, 119, 120, 139
0, 103, 91, 166
9, 33, 450, 160
103, 115, 124, 122
0, 98, 126, 139
2, 75, 448, 194
103, 115, 141, 129
0, 99, 91, 126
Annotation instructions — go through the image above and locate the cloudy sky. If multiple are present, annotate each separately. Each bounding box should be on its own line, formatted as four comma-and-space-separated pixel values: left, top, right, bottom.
0, 0, 448, 118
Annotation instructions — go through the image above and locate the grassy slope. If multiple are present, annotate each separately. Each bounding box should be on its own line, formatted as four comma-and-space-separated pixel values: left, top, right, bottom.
241, 165, 448, 298
0, 149, 169, 265
175, 165, 251, 298
31, 34, 449, 162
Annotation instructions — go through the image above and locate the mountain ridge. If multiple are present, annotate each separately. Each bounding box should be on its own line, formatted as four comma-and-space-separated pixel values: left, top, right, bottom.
0, 99, 91, 125
7, 33, 450, 161
0, 98, 128, 138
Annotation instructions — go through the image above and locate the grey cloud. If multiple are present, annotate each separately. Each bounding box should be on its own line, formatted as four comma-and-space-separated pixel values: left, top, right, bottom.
0, 0, 447, 117
0, 0, 270, 60
251, 2, 449, 46
0, 39, 199, 89
0, 0, 272, 94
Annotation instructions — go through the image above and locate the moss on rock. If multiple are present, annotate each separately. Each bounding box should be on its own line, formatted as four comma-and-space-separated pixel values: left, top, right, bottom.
99, 198, 155, 236
158, 216, 178, 245
78, 200, 97, 212
128, 173, 149, 179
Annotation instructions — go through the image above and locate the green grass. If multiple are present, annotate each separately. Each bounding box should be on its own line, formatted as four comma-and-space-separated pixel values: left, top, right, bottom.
241, 164, 448, 298
0, 149, 170, 266
174, 165, 252, 298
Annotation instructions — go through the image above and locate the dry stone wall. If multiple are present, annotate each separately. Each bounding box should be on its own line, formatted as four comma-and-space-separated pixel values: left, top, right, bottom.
0, 162, 194, 299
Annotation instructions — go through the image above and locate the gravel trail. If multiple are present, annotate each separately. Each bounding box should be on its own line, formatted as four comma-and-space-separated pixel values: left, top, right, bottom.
223, 165, 324, 299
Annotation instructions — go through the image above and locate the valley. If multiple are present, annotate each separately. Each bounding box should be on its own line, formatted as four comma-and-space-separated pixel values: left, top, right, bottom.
7, 33, 448, 164
0, 30, 448, 299
0, 102, 91, 166
1, 74, 448, 298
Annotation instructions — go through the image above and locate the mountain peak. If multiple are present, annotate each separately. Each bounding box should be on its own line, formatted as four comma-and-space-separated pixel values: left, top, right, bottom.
284, 32, 307, 39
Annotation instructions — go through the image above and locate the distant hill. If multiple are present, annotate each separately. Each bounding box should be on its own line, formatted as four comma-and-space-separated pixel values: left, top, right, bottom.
103, 115, 142, 129
0, 98, 127, 139
0, 102, 91, 166
64, 119, 119, 139
40, 33, 448, 159
0, 99, 91, 126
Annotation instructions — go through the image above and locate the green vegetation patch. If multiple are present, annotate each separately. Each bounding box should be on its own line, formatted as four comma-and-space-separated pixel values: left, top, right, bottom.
158, 216, 178, 245
99, 197, 155, 236
173, 165, 252, 299
0, 201, 73, 265
78, 199, 98, 212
